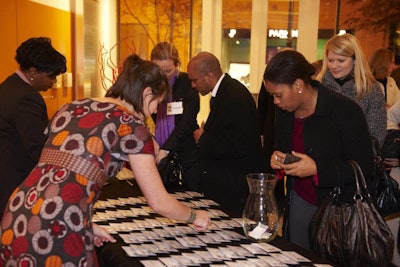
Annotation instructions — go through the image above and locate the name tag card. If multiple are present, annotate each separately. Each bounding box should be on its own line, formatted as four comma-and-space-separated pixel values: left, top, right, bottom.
167, 101, 183, 115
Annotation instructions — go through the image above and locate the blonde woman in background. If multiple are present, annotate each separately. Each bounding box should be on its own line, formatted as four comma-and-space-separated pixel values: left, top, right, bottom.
369, 48, 400, 108
317, 33, 387, 146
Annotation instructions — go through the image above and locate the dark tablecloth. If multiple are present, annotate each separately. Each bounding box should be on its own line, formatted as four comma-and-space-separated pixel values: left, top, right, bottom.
95, 178, 335, 267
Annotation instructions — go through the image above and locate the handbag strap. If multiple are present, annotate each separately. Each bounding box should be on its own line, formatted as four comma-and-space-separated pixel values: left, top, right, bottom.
349, 160, 370, 199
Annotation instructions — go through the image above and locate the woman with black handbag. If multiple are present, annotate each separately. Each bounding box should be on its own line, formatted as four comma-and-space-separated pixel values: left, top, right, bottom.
150, 42, 201, 191
381, 97, 400, 265
265, 50, 393, 266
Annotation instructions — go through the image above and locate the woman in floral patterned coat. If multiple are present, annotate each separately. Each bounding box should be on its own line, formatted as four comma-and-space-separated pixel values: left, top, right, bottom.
0, 54, 210, 267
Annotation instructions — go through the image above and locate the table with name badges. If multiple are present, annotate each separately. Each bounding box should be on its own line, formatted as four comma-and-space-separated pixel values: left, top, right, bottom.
94, 178, 333, 267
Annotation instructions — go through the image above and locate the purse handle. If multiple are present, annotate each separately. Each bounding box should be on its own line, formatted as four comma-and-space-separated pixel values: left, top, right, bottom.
349, 160, 371, 201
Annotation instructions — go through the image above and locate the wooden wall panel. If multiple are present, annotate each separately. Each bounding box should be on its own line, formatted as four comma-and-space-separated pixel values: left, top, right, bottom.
0, 1, 18, 81
0, 0, 73, 119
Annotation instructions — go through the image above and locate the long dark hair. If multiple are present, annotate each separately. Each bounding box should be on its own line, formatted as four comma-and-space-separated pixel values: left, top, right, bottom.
105, 54, 169, 115
263, 50, 315, 86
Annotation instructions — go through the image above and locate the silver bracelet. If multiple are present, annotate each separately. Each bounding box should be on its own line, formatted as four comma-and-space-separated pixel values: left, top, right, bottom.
187, 208, 197, 224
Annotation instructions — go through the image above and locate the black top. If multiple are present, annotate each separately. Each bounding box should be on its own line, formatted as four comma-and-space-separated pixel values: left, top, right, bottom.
0, 73, 49, 218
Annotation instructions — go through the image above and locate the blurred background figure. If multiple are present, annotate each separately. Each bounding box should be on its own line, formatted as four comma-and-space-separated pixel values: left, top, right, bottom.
257, 83, 287, 215
150, 42, 201, 191
257, 84, 275, 172
317, 33, 387, 146
257, 48, 297, 215
392, 55, 400, 88
311, 59, 323, 79
384, 99, 400, 266
366, 48, 400, 266
369, 48, 400, 108
0, 37, 66, 219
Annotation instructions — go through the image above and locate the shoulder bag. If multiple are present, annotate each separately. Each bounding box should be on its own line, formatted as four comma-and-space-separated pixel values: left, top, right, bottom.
371, 137, 400, 219
381, 129, 400, 159
157, 151, 183, 189
309, 160, 394, 267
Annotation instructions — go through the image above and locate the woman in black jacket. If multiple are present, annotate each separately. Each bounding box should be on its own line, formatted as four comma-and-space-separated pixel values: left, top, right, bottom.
0, 37, 66, 219
151, 42, 201, 191
265, 50, 374, 250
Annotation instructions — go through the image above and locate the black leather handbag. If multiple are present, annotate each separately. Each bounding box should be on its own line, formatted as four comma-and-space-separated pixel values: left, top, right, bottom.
373, 156, 400, 219
381, 129, 400, 158
310, 160, 394, 267
371, 137, 400, 219
157, 151, 183, 189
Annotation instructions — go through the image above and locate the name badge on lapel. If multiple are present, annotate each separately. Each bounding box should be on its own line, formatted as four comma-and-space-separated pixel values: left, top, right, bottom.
167, 101, 183, 115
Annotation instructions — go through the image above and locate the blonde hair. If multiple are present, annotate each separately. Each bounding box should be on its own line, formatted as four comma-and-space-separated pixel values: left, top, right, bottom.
150, 42, 181, 67
317, 33, 376, 98
369, 48, 394, 80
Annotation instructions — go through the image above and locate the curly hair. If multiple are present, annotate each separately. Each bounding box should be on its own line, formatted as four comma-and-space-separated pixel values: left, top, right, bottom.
15, 37, 66, 75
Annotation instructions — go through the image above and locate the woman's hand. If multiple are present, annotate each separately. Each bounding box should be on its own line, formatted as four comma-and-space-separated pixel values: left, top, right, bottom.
270, 151, 287, 169
271, 151, 317, 177
191, 209, 211, 231
383, 157, 399, 168
156, 149, 169, 164
92, 223, 116, 247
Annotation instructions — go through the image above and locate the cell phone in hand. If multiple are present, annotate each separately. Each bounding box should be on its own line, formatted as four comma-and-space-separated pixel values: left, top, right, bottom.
283, 153, 301, 164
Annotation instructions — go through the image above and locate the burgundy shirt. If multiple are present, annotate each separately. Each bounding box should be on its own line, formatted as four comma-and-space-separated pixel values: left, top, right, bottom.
291, 118, 318, 205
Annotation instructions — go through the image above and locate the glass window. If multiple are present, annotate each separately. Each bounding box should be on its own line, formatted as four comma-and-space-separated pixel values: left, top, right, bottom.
119, 0, 193, 68
266, 1, 299, 63
221, 0, 252, 88
219, 1, 301, 89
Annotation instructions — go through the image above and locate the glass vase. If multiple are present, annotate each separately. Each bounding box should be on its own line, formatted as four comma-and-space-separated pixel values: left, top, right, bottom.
242, 173, 279, 242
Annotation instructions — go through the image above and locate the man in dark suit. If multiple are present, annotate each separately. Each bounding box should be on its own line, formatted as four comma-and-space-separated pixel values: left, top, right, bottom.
188, 52, 265, 217
0, 37, 66, 218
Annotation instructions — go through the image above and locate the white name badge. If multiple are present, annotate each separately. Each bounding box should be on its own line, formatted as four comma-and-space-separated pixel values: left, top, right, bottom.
167, 101, 183, 115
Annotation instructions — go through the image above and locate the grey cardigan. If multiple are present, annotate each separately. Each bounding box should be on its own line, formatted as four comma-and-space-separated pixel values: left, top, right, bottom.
322, 71, 387, 146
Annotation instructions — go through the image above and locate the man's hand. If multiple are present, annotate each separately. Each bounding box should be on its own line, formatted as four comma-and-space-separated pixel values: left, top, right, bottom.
193, 121, 205, 144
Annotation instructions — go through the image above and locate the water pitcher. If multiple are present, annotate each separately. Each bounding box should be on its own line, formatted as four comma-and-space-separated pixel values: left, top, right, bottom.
242, 173, 279, 242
